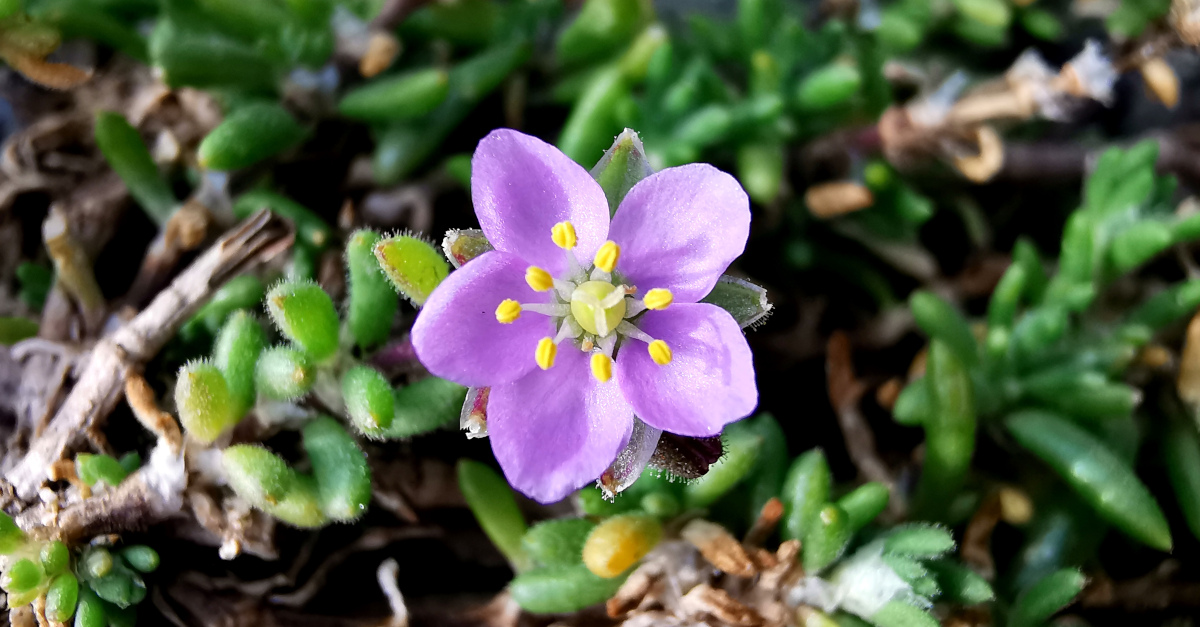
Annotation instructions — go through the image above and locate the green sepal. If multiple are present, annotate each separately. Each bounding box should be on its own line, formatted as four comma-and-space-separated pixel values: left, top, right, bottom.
94, 111, 176, 225
509, 564, 627, 614
346, 229, 399, 349
522, 518, 596, 567
199, 102, 307, 171
589, 127, 653, 217
175, 360, 240, 444
373, 234, 451, 307
213, 311, 266, 416
700, 275, 773, 329
1005, 409, 1172, 551
458, 459, 532, 572
441, 228, 494, 268
338, 68, 450, 122
265, 280, 340, 363
254, 346, 315, 400
384, 376, 466, 438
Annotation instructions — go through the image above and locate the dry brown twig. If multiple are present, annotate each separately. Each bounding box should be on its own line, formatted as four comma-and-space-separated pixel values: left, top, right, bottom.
5, 210, 292, 504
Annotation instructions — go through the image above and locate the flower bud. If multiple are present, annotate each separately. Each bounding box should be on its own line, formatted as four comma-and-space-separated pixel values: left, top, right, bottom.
213, 311, 266, 416
342, 366, 395, 436
582, 514, 662, 578
346, 230, 399, 349
338, 68, 450, 122
175, 361, 240, 444
373, 234, 451, 307
198, 102, 307, 171
45, 572, 79, 622
265, 281, 340, 363
303, 417, 372, 522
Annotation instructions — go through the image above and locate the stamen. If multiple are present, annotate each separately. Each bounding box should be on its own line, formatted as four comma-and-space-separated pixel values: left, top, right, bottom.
590, 353, 613, 382
525, 266, 554, 292
593, 241, 620, 273
597, 332, 617, 357
521, 303, 570, 316
551, 221, 577, 250
648, 339, 673, 365
495, 299, 521, 324
616, 320, 654, 344
535, 337, 557, 370
624, 299, 646, 318
643, 288, 673, 310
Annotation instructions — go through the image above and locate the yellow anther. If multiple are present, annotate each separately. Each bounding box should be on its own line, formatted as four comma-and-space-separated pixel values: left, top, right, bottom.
535, 337, 557, 370
643, 288, 673, 310
551, 221, 577, 250
593, 241, 621, 273
525, 266, 554, 292
590, 353, 613, 383
495, 299, 521, 324
648, 339, 672, 365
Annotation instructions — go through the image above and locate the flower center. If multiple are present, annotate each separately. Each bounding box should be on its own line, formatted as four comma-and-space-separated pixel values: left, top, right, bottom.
570, 281, 627, 336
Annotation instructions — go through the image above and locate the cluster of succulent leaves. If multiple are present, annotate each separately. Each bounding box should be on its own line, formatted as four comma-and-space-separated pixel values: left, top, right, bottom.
172, 229, 464, 528
0, 511, 159, 626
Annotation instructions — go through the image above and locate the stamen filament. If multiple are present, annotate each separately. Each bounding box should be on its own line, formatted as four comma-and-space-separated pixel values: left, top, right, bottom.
624, 298, 647, 318
555, 317, 583, 344
616, 320, 655, 344
521, 303, 570, 317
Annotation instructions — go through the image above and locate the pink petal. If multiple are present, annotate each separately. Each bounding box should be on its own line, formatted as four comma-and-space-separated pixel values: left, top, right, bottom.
411, 251, 553, 388
472, 129, 611, 275
489, 347, 634, 503
608, 164, 750, 303
616, 304, 757, 437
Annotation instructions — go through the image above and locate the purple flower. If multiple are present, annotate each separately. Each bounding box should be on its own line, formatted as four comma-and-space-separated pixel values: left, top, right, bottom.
412, 129, 757, 503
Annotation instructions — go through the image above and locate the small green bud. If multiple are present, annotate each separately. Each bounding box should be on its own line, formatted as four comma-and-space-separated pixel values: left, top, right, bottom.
303, 417, 372, 522
41, 540, 70, 574
265, 281, 340, 363
213, 311, 266, 415
76, 453, 130, 488
46, 572, 80, 622
175, 361, 240, 444
2, 558, 42, 592
198, 102, 307, 171
346, 230, 399, 349
81, 547, 113, 579
796, 62, 862, 111
522, 518, 596, 567
342, 366, 395, 436
254, 346, 315, 400
373, 234, 450, 307
120, 545, 159, 573
339, 68, 450, 122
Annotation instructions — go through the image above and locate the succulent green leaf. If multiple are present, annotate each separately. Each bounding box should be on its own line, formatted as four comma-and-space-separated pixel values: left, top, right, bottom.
926, 559, 994, 605
909, 291, 978, 367
94, 111, 176, 225
265, 280, 340, 363
837, 482, 890, 531
76, 453, 130, 487
346, 229, 399, 349
254, 346, 315, 400
522, 518, 596, 567
385, 376, 467, 438
457, 459, 531, 572
1007, 568, 1086, 627
373, 234, 451, 307
912, 340, 976, 520
509, 564, 627, 614
883, 523, 956, 558
175, 361, 240, 444
868, 601, 940, 627
803, 504, 852, 572
0, 510, 23, 553
338, 68, 450, 122
232, 190, 331, 249
303, 417, 372, 522
342, 366, 396, 437
683, 424, 761, 508
782, 449, 831, 542
40, 540, 70, 574
45, 572, 79, 622
198, 102, 307, 171
213, 311, 266, 415
120, 546, 159, 573
1005, 409, 1172, 551
183, 274, 265, 338
796, 62, 862, 111
2, 558, 42, 592
149, 19, 279, 91
737, 141, 784, 205
892, 378, 930, 426
222, 445, 328, 528
0, 316, 38, 345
